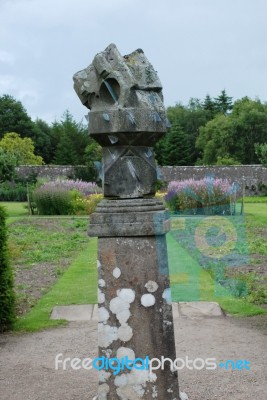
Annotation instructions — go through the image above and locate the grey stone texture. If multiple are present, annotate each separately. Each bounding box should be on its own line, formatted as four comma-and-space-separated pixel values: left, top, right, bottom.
15, 165, 267, 196
89, 198, 170, 237
50, 305, 94, 321
73, 44, 182, 398
73, 43, 170, 199
96, 235, 180, 398
50, 302, 224, 322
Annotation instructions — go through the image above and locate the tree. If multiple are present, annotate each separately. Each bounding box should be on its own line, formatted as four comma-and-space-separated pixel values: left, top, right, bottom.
196, 114, 235, 164
0, 148, 17, 182
231, 97, 267, 164
52, 111, 90, 165
196, 97, 267, 165
255, 143, 267, 166
214, 89, 233, 114
203, 94, 216, 118
163, 124, 193, 166
0, 132, 43, 165
32, 119, 53, 164
0, 94, 35, 140
156, 101, 211, 166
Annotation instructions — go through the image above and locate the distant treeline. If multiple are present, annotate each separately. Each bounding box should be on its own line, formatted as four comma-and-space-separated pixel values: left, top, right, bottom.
0, 91, 267, 167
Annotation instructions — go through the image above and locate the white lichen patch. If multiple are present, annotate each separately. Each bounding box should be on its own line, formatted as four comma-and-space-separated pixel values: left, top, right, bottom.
116, 309, 131, 324
141, 293, 156, 307
117, 288, 135, 303
98, 383, 109, 400
167, 387, 173, 393
113, 267, 121, 279
98, 288, 105, 304
98, 323, 118, 348
98, 279, 106, 288
152, 385, 158, 398
99, 370, 111, 383
162, 288, 172, 305
110, 297, 130, 314
97, 260, 101, 269
118, 323, 133, 342
115, 368, 157, 399
114, 373, 128, 387
133, 384, 145, 396
144, 280, 159, 293
116, 347, 135, 362
98, 307, 110, 323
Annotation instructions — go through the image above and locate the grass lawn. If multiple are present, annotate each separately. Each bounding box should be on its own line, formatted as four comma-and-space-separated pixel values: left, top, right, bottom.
168, 199, 267, 315
15, 238, 97, 332
168, 234, 265, 316
0, 201, 29, 223
4, 198, 267, 332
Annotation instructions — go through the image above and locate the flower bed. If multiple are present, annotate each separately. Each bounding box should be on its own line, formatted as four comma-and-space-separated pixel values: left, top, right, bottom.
165, 177, 239, 215
33, 179, 102, 215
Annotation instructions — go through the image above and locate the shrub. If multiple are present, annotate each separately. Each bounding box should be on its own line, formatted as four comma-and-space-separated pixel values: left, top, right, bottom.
165, 177, 238, 215
0, 206, 16, 332
33, 179, 102, 215
0, 181, 28, 201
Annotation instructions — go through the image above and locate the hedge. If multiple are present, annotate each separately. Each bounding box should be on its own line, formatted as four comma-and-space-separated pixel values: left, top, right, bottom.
0, 206, 15, 332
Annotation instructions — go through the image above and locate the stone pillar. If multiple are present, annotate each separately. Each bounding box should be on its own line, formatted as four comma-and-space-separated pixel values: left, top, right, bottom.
73, 44, 181, 399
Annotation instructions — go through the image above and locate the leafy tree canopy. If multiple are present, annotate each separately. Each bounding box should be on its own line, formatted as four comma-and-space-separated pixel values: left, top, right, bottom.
0, 132, 43, 165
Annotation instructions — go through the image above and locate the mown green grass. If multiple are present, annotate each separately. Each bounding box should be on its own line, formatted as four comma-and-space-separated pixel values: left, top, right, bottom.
15, 238, 97, 332
168, 234, 265, 316
5, 199, 267, 332
245, 203, 267, 256
242, 196, 267, 203
0, 201, 28, 223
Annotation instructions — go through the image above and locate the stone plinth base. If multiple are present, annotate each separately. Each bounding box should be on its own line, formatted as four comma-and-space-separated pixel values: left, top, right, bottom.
90, 199, 180, 399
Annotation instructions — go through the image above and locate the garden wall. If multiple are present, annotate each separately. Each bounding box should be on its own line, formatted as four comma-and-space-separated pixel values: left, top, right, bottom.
16, 165, 267, 193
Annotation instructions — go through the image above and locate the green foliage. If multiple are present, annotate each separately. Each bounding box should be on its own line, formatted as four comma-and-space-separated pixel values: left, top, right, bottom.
155, 100, 211, 166
32, 118, 53, 163
0, 206, 15, 331
0, 148, 17, 182
34, 187, 76, 215
231, 272, 267, 305
0, 94, 35, 140
214, 89, 233, 114
0, 132, 43, 165
52, 111, 90, 165
255, 143, 267, 166
0, 182, 28, 201
216, 156, 241, 165
196, 97, 267, 165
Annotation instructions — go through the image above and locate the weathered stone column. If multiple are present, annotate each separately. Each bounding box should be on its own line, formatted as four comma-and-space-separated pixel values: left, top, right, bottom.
73, 44, 181, 399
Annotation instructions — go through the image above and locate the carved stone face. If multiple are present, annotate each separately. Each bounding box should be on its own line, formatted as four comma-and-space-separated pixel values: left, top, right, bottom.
73, 44, 169, 198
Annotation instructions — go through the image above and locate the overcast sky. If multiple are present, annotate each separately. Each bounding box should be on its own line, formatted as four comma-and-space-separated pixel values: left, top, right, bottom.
0, 0, 266, 124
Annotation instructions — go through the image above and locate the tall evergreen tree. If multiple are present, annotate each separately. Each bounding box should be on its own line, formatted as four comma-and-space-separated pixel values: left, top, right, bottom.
52, 111, 90, 165
214, 89, 233, 114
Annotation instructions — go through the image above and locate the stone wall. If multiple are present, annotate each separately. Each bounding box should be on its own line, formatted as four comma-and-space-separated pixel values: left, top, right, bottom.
160, 165, 267, 192
16, 164, 267, 193
16, 165, 76, 180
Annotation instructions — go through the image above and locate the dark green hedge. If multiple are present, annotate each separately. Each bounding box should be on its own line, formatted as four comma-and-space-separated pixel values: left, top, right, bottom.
0, 206, 15, 332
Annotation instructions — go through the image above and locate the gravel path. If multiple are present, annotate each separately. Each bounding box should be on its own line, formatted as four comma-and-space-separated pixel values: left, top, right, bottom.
0, 315, 266, 400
